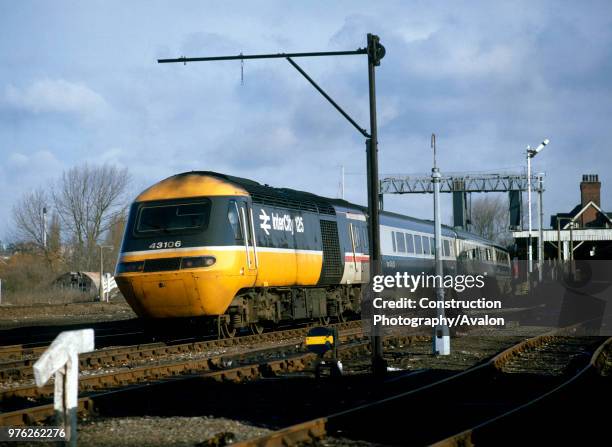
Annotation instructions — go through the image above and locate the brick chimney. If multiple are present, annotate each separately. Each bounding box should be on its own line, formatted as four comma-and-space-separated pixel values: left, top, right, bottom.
580, 174, 601, 226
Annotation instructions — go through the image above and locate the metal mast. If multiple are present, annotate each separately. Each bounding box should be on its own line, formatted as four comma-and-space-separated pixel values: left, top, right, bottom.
159, 33, 388, 376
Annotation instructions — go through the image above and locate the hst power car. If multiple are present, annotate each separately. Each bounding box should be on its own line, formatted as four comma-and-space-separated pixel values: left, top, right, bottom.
115, 171, 510, 336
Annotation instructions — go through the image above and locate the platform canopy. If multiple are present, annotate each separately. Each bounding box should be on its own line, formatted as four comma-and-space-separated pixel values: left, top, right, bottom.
511, 228, 612, 242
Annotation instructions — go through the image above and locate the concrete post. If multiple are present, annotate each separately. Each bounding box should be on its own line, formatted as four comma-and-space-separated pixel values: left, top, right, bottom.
538, 175, 544, 282
431, 134, 450, 355
99, 246, 104, 302
527, 153, 533, 274
33, 329, 94, 447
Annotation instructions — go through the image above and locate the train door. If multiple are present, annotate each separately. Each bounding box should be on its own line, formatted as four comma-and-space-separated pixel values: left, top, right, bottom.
237, 200, 258, 279
349, 223, 362, 283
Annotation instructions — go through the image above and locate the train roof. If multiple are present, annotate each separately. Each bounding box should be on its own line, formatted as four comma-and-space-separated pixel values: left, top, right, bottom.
176, 171, 505, 250
454, 228, 508, 250
177, 171, 358, 216
379, 210, 457, 236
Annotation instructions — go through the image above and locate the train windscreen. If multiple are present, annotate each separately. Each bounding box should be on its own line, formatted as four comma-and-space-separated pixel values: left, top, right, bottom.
135, 200, 211, 234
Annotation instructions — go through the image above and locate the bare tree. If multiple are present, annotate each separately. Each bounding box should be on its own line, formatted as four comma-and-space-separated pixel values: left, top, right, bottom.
10, 189, 66, 272
469, 195, 512, 246
11, 188, 50, 251
53, 163, 131, 270
47, 212, 62, 253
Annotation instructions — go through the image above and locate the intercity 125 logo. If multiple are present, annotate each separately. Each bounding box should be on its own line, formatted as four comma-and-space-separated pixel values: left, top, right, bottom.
259, 209, 304, 235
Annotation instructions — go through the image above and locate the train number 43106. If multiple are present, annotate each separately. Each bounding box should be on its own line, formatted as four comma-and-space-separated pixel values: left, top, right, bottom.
149, 241, 182, 249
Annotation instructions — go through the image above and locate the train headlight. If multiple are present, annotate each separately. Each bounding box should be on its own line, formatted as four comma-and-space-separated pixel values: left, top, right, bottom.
116, 261, 145, 274
180, 256, 216, 269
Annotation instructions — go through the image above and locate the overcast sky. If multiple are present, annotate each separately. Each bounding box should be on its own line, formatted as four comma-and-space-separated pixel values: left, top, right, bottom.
1, 1, 611, 242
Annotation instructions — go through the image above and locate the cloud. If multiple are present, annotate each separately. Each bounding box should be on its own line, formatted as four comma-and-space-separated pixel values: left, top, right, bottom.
8, 153, 29, 166
0, 150, 64, 239
4, 79, 109, 120
5, 149, 63, 173
1, 1, 612, 240
180, 31, 243, 56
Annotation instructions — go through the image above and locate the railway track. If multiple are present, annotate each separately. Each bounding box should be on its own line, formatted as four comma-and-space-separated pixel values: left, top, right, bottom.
0, 320, 147, 355
431, 336, 612, 447
0, 325, 417, 426
3, 323, 606, 443
0, 331, 154, 364
232, 332, 610, 446
0, 321, 368, 409
0, 321, 360, 383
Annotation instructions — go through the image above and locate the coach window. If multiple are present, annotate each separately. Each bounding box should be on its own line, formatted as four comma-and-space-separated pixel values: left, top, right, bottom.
396, 231, 406, 253
228, 201, 243, 243
414, 235, 423, 255
443, 239, 450, 257
406, 233, 414, 254
422, 236, 430, 256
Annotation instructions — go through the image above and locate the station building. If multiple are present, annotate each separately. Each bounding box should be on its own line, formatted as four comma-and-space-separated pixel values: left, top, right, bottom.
512, 174, 612, 261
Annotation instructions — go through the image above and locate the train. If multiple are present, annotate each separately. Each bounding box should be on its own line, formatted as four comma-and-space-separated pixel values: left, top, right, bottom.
114, 171, 511, 336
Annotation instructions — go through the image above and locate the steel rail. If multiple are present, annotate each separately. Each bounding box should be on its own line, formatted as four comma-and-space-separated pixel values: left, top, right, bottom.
0, 331, 401, 426
0, 323, 367, 402
430, 336, 612, 447
0, 321, 361, 381
232, 329, 606, 446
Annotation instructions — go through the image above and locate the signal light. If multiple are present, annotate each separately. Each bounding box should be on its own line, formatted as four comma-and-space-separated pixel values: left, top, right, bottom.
368, 34, 385, 66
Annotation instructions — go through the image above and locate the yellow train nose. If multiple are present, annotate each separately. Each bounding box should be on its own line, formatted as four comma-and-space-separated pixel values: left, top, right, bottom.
116, 268, 250, 318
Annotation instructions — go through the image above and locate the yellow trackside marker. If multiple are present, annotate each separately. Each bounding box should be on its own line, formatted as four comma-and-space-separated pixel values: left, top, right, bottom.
306, 326, 342, 377
306, 335, 334, 346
